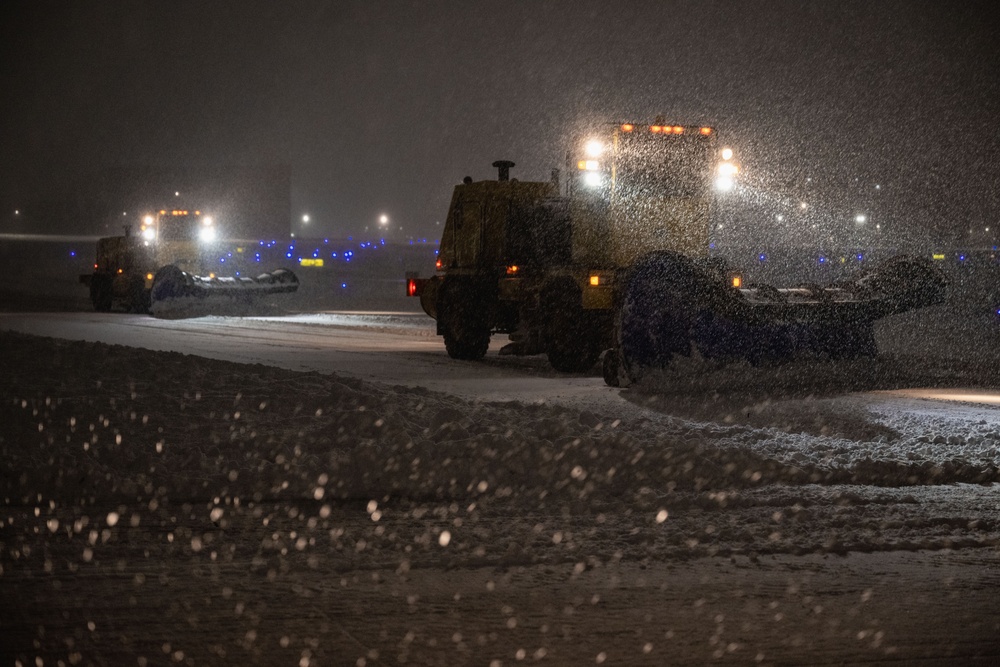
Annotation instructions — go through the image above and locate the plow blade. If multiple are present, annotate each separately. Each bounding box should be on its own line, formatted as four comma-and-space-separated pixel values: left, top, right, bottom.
150, 265, 299, 317
611, 252, 948, 386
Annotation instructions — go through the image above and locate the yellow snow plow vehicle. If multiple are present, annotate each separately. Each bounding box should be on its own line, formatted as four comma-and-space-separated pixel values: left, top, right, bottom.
406, 121, 947, 386
80, 209, 298, 315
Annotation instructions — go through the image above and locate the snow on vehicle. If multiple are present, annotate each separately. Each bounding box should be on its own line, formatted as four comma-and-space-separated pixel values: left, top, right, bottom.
80, 209, 298, 315
406, 121, 948, 386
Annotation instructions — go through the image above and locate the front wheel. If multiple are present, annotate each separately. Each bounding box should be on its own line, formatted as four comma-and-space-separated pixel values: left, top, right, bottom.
544, 280, 600, 373
90, 275, 112, 312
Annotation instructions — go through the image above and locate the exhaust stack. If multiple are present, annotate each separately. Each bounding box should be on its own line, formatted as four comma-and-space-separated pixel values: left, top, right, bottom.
492, 160, 515, 182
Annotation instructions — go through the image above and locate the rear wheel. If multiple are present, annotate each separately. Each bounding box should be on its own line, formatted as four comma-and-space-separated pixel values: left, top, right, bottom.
544, 279, 600, 373
438, 279, 492, 361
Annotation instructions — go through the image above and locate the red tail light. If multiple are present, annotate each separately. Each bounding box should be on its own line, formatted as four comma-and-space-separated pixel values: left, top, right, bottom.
407, 279, 418, 296
435, 258, 442, 270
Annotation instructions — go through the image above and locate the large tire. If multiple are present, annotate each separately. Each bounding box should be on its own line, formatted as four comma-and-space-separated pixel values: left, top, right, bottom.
543, 279, 600, 373
438, 278, 492, 361
618, 252, 703, 383
90, 275, 112, 312
602, 348, 623, 387
124, 277, 151, 314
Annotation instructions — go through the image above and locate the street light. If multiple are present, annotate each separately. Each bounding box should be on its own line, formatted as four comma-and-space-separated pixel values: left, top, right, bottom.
302, 214, 310, 224
379, 214, 389, 226
855, 214, 867, 224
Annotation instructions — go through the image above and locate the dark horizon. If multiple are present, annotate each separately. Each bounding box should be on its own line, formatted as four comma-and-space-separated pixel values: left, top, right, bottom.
3, 0, 998, 245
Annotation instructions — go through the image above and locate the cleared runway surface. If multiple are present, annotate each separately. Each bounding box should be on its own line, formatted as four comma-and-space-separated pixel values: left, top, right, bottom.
3, 310, 1000, 430
0, 311, 615, 408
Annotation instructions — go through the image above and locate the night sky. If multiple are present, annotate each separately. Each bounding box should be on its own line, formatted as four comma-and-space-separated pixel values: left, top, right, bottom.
2, 0, 998, 243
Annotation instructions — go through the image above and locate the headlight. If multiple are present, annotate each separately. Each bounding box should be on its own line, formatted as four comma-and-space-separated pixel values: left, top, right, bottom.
199, 226, 217, 243
718, 162, 739, 178
715, 176, 735, 192
585, 139, 604, 157
584, 172, 603, 187
141, 227, 156, 241
202, 216, 213, 226
715, 161, 739, 191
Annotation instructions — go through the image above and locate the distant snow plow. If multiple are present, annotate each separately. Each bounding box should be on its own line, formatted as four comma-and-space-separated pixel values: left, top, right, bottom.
81, 209, 299, 316
404, 121, 949, 386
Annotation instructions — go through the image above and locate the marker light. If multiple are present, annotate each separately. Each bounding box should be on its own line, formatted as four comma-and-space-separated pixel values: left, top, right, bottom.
731, 276, 742, 288
435, 258, 443, 270
506, 265, 519, 275
146, 273, 154, 281
621, 123, 634, 132
585, 140, 604, 157
700, 127, 712, 135
589, 275, 600, 286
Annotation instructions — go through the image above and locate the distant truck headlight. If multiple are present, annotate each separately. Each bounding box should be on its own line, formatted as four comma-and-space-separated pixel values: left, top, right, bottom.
199, 226, 217, 243
141, 227, 156, 241
715, 161, 739, 192
585, 139, 605, 157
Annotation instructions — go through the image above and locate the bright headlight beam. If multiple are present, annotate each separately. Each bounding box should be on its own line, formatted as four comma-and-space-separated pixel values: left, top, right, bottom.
585, 140, 604, 157
199, 226, 217, 243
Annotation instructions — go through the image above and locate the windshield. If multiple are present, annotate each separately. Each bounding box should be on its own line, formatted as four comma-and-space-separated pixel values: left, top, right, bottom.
614, 133, 714, 198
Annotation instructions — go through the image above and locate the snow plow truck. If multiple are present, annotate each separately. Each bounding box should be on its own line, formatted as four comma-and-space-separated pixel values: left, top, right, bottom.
80, 209, 298, 316
406, 121, 947, 387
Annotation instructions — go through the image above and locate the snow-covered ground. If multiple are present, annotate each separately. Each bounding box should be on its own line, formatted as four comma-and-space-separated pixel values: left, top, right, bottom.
2, 289, 1000, 664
